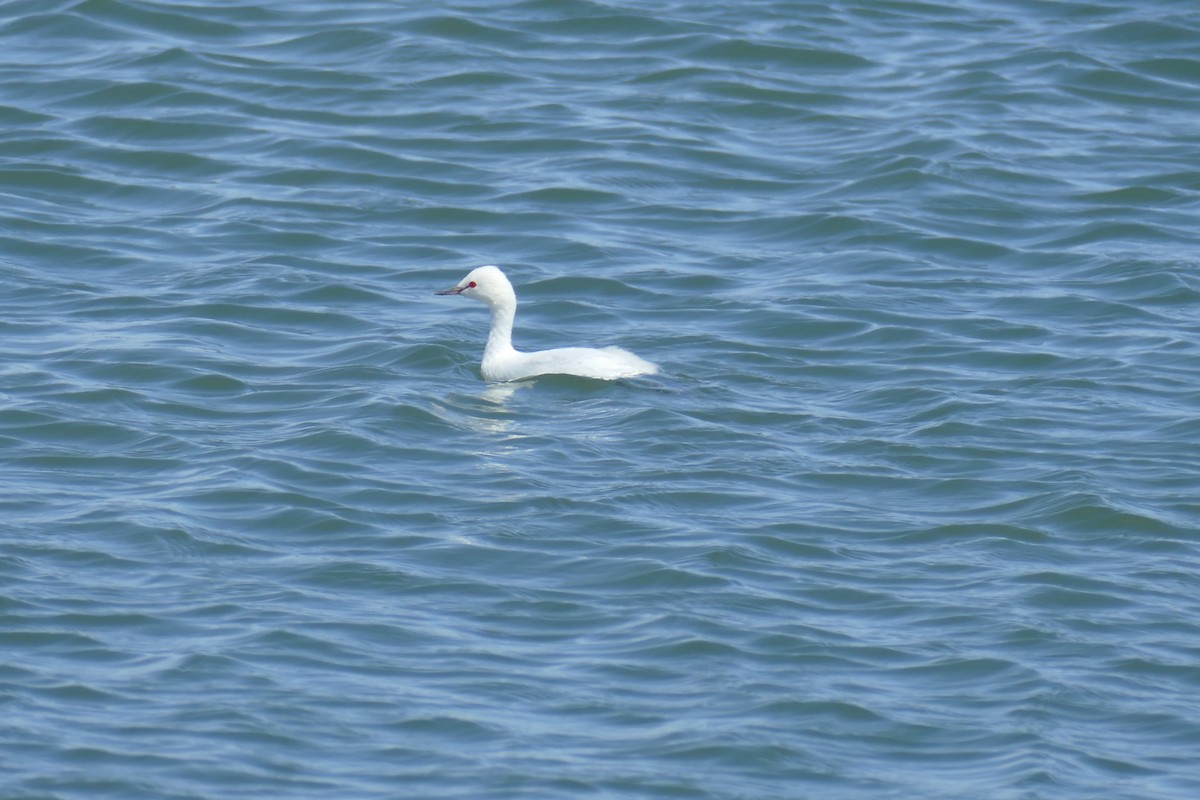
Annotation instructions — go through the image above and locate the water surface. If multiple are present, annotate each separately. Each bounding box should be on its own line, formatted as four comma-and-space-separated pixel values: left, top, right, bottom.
2, 1, 1200, 798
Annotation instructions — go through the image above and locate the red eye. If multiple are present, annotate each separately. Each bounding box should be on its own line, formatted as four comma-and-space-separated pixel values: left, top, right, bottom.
468, 281, 477, 288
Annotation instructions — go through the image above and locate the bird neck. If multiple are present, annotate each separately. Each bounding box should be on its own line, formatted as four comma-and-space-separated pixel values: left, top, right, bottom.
484, 297, 517, 357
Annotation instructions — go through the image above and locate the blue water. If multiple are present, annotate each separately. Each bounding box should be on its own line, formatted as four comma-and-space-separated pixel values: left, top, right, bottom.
3, 1, 1200, 798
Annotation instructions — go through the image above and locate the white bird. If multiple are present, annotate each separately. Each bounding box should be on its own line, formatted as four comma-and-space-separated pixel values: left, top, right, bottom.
436, 265, 658, 382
